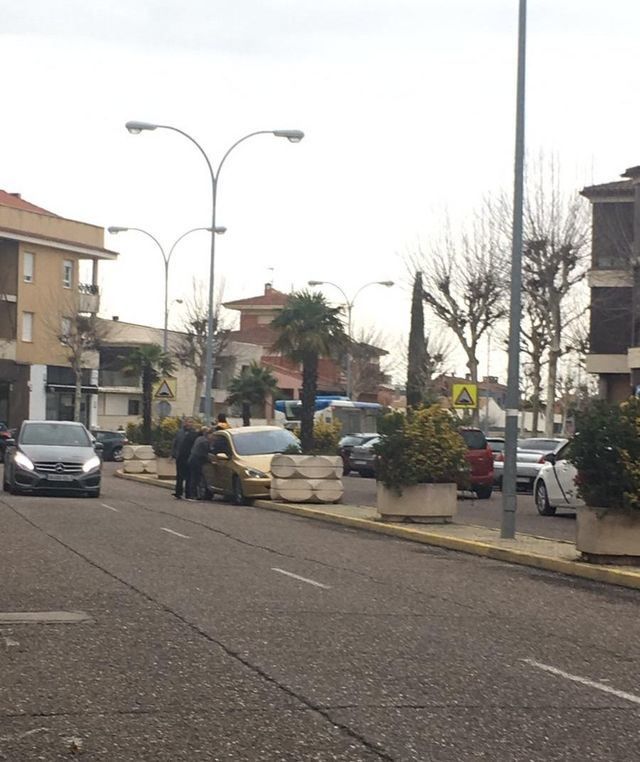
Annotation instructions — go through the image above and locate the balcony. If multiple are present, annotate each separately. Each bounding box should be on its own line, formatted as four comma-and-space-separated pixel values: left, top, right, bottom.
78, 283, 100, 314
99, 369, 141, 390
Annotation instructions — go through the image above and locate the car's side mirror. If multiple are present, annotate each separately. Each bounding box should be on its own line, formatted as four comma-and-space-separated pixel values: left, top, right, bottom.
5, 438, 15, 448
544, 453, 556, 464
216, 453, 229, 461
94, 442, 104, 452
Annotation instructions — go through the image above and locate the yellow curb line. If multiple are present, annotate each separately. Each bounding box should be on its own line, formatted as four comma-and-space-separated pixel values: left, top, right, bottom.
253, 499, 640, 592
115, 470, 175, 490
113, 470, 640, 592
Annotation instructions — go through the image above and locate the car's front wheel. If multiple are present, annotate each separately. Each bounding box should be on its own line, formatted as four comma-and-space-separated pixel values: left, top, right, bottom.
475, 485, 493, 500
535, 481, 556, 516
232, 476, 253, 506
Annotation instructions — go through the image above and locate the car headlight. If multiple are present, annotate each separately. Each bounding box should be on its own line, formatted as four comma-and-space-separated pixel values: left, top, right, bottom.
82, 456, 101, 473
244, 467, 268, 478
14, 451, 35, 471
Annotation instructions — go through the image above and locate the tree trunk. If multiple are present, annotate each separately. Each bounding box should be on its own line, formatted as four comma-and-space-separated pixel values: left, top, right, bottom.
300, 353, 318, 453
242, 402, 251, 427
544, 297, 561, 437
192, 372, 204, 418
467, 355, 480, 427
142, 365, 152, 444
73, 364, 82, 423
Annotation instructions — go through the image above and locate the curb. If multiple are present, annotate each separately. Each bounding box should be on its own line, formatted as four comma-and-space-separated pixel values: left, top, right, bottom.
113, 469, 640, 592
252, 500, 640, 593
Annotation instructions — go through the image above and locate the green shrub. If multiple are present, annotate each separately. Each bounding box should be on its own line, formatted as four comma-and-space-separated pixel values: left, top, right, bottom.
292, 419, 341, 455
571, 397, 640, 511
375, 406, 468, 495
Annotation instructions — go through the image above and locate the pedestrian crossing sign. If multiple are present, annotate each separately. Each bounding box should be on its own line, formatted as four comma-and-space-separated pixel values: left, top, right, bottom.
452, 383, 478, 409
153, 377, 177, 400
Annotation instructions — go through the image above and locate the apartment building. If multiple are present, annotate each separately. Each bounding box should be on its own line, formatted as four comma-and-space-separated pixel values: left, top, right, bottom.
0, 190, 117, 427
581, 169, 638, 401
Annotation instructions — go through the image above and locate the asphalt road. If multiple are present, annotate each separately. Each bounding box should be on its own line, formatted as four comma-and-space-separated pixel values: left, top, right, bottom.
343, 475, 576, 542
2, 468, 640, 760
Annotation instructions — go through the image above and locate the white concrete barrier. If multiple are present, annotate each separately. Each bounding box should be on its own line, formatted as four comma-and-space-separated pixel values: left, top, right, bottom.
270, 455, 343, 503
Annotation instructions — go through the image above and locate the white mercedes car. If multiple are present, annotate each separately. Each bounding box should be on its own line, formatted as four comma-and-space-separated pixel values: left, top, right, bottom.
533, 441, 584, 516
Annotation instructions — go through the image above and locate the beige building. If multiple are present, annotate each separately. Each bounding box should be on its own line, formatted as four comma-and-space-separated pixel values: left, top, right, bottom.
0, 190, 117, 427
96, 318, 262, 429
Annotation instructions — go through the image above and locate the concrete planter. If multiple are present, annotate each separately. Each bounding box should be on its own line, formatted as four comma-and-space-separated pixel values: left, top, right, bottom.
156, 457, 177, 481
270, 455, 343, 503
122, 444, 156, 475
377, 482, 457, 523
577, 507, 640, 565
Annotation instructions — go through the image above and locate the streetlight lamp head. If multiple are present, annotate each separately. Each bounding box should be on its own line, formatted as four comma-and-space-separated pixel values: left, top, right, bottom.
214, 226, 227, 235
125, 120, 159, 134
307, 280, 323, 286
379, 280, 394, 287
273, 129, 305, 143
107, 226, 128, 234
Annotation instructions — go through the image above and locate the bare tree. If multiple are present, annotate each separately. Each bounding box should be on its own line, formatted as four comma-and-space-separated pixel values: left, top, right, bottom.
520, 291, 549, 435
349, 328, 390, 401
175, 281, 231, 417
522, 160, 590, 435
411, 214, 509, 423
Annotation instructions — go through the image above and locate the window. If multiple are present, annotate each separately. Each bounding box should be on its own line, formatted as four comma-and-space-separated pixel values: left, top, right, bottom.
61, 317, 72, 339
63, 259, 73, 288
22, 312, 33, 342
127, 399, 140, 416
23, 252, 34, 283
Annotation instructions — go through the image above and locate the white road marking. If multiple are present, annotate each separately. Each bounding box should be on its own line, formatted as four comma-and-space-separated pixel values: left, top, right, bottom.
3, 637, 19, 647
101, 503, 119, 512
271, 567, 330, 589
160, 527, 190, 539
523, 658, 640, 706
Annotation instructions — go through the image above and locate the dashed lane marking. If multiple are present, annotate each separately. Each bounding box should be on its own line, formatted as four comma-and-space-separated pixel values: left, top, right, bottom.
523, 658, 640, 706
160, 527, 191, 539
271, 567, 330, 589
101, 503, 119, 512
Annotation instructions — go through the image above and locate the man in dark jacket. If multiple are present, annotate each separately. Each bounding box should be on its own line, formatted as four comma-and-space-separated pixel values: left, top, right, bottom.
187, 428, 214, 500
173, 419, 197, 500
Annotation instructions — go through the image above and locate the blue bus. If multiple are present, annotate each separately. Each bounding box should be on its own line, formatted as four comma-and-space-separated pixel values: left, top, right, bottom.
274, 397, 383, 434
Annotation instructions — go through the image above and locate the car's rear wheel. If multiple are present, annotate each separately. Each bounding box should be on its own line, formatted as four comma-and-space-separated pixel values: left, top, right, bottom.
535, 481, 556, 516
232, 476, 252, 506
475, 485, 493, 500
112, 447, 124, 462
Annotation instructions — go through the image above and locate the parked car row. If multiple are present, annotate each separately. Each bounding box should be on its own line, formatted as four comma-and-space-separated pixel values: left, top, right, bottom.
493, 437, 567, 492
340, 427, 495, 500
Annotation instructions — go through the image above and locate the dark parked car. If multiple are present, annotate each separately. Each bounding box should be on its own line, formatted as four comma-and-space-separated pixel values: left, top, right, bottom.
338, 433, 378, 475
93, 429, 128, 461
3, 420, 103, 497
460, 428, 494, 500
0, 422, 17, 463
349, 436, 381, 478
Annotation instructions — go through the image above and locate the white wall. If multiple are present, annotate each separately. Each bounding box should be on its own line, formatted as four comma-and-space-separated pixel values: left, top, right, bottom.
28, 364, 46, 419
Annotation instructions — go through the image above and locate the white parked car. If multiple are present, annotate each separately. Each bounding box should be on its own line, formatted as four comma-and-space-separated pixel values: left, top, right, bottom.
494, 437, 567, 491
533, 441, 584, 516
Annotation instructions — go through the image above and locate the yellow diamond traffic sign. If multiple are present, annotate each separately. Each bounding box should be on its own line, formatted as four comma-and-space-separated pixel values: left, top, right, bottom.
452, 383, 478, 409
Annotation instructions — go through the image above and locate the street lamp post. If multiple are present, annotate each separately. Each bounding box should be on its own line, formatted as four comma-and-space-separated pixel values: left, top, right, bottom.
107, 226, 223, 352
125, 121, 304, 422
307, 280, 394, 399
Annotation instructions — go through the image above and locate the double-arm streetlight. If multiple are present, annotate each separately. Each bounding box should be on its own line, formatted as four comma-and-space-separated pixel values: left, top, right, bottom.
125, 120, 304, 422
107, 225, 224, 352
308, 280, 394, 398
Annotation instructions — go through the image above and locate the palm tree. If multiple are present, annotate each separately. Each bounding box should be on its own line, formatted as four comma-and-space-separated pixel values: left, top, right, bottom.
121, 344, 175, 444
227, 362, 280, 426
271, 291, 347, 452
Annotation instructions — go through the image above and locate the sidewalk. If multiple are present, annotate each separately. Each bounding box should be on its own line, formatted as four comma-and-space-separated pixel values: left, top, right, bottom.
116, 471, 640, 592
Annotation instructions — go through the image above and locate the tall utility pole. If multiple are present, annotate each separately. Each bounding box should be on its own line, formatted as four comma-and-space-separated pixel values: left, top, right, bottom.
501, 0, 527, 540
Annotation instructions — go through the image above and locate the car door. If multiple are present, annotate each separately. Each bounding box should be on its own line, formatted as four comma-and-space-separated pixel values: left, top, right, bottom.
547, 443, 580, 507
206, 433, 234, 494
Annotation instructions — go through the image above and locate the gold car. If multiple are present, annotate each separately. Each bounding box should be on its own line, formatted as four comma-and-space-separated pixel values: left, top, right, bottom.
202, 425, 301, 505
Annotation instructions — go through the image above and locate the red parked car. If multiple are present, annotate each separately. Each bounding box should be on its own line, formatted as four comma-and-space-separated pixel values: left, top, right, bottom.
460, 427, 494, 500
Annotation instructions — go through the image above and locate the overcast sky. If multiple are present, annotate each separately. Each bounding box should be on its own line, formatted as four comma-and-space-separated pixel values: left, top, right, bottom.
2, 1, 639, 383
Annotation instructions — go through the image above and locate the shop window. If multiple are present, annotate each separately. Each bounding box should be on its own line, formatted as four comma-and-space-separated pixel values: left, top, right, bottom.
63, 259, 73, 288
128, 399, 140, 416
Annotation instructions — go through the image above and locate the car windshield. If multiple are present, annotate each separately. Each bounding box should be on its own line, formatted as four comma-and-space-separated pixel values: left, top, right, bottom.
231, 429, 300, 456
518, 438, 564, 451
488, 440, 505, 452
340, 436, 365, 447
21, 423, 91, 447
460, 430, 487, 450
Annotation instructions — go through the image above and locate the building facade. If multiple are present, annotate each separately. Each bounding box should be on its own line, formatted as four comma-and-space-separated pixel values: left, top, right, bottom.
581, 169, 638, 401
0, 190, 117, 428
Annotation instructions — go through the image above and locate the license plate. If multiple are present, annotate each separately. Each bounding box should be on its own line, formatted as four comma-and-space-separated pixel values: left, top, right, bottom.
46, 474, 74, 482
353, 460, 366, 466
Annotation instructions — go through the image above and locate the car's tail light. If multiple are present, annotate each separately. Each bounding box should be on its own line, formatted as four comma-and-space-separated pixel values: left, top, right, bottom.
495, 452, 504, 462
538, 454, 547, 464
